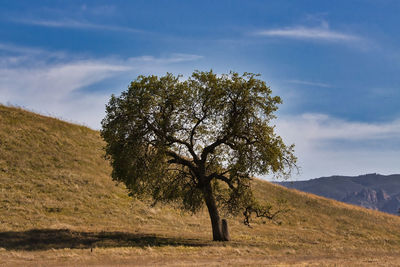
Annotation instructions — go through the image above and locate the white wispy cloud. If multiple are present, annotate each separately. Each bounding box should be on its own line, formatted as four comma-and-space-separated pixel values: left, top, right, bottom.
0, 44, 203, 129
0, 43, 67, 59
0, 61, 130, 98
0, 59, 131, 128
128, 54, 203, 64
11, 18, 146, 34
287, 80, 332, 88
273, 114, 400, 180
255, 25, 360, 43
277, 113, 400, 142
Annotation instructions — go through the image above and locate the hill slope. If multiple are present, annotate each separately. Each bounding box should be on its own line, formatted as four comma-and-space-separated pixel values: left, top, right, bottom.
1, 105, 400, 266
279, 174, 400, 214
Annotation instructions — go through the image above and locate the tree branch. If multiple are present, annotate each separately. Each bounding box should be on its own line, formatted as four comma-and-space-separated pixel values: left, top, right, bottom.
207, 173, 235, 190
190, 113, 207, 148
166, 150, 197, 173
145, 118, 200, 163
243, 203, 290, 227
199, 95, 249, 162
166, 166, 198, 186
165, 135, 200, 163
200, 135, 229, 163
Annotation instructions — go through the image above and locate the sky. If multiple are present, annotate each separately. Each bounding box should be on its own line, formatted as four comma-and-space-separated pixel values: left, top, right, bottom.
1, 0, 400, 180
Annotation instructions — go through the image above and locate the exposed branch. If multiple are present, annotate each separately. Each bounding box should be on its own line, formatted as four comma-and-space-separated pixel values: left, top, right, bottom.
207, 173, 235, 189
200, 135, 229, 162
145, 118, 200, 163
165, 135, 199, 163
199, 95, 253, 162
190, 113, 207, 148
166, 150, 197, 173
243, 203, 290, 227
283, 155, 300, 175
166, 166, 198, 186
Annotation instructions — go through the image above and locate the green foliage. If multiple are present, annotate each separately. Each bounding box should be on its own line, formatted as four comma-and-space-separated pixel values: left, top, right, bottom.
101, 70, 296, 219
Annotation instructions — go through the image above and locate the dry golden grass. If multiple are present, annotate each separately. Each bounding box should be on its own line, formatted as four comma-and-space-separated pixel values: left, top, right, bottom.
1, 104, 400, 266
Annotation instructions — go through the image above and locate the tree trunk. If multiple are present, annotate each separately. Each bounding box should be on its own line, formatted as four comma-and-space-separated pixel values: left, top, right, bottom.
221, 219, 230, 241
203, 183, 225, 241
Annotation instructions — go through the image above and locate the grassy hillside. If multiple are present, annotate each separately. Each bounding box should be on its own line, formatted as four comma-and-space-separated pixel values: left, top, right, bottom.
1, 104, 400, 266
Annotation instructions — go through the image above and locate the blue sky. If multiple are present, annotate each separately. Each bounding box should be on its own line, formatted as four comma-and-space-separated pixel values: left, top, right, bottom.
1, 0, 400, 180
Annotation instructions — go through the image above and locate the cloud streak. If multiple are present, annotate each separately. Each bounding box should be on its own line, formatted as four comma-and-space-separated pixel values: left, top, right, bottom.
277, 113, 400, 142
128, 54, 203, 64
0, 59, 131, 128
0, 44, 203, 129
255, 25, 360, 43
287, 80, 332, 88
11, 18, 147, 34
273, 114, 400, 180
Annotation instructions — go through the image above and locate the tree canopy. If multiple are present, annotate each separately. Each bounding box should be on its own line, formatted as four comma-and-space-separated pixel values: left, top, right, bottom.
101, 70, 296, 241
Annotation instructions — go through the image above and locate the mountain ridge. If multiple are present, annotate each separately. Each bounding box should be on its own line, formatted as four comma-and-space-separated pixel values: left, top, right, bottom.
279, 173, 400, 214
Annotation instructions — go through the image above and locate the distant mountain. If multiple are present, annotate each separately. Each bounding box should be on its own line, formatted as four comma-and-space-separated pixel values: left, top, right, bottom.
279, 174, 400, 215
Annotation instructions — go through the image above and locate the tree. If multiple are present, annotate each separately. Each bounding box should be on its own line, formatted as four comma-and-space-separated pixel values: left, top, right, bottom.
101, 71, 296, 241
